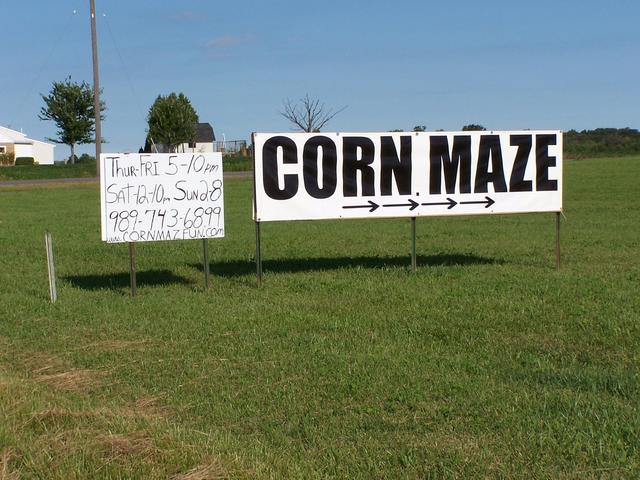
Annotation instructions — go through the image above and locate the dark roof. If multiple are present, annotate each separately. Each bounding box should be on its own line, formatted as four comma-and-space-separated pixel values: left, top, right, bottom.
195, 122, 215, 143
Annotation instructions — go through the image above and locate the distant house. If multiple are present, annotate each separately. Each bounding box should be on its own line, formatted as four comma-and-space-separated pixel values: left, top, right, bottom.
0, 126, 55, 165
144, 122, 216, 153
183, 123, 216, 153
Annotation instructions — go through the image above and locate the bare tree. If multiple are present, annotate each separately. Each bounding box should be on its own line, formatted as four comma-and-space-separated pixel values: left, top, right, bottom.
280, 94, 346, 132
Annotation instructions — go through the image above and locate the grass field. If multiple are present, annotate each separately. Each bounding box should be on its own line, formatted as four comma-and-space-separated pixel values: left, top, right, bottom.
0, 156, 638, 478
0, 162, 98, 181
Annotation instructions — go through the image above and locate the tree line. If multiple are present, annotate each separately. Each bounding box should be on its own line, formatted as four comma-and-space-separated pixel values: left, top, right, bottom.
37, 81, 639, 162
390, 126, 640, 158
564, 128, 640, 158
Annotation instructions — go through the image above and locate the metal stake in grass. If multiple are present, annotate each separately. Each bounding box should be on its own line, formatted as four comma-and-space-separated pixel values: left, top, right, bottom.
555, 211, 561, 270
129, 242, 137, 296
203, 238, 210, 289
411, 217, 417, 273
251, 133, 262, 287
255, 221, 263, 286
45, 231, 57, 303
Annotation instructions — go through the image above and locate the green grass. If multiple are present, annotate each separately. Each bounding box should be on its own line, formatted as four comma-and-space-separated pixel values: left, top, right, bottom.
0, 162, 98, 181
223, 154, 252, 172
0, 156, 639, 478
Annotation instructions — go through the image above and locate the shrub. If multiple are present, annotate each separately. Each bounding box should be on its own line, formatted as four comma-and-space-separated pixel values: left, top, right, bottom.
0, 152, 15, 166
14, 157, 35, 166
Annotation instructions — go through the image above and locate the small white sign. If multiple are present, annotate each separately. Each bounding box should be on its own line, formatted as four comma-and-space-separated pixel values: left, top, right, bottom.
253, 131, 562, 222
100, 152, 224, 243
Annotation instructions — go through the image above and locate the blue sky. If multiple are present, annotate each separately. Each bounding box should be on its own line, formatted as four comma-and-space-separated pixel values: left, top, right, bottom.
1, 0, 638, 159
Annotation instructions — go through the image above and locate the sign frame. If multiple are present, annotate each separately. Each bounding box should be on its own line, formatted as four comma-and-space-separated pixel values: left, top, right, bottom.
251, 131, 563, 283
99, 151, 225, 294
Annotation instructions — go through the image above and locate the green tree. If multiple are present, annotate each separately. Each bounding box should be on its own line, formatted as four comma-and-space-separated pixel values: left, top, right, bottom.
462, 124, 486, 131
39, 77, 105, 164
413, 125, 427, 132
147, 93, 199, 152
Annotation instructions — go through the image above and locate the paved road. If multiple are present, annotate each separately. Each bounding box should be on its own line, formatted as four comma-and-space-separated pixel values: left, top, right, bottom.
0, 170, 252, 188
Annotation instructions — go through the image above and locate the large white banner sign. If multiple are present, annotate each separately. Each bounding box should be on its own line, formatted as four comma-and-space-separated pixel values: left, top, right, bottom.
100, 152, 224, 243
253, 131, 562, 222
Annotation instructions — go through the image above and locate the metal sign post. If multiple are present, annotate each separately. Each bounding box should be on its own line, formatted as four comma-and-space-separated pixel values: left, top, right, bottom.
555, 212, 561, 270
255, 222, 263, 286
411, 217, 417, 272
128, 242, 137, 296
203, 239, 210, 289
251, 133, 263, 287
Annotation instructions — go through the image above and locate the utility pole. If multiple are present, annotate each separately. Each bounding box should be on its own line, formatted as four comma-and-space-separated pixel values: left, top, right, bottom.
90, 0, 102, 177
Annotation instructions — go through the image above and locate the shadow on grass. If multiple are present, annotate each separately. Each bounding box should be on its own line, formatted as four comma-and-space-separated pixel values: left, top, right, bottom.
193, 253, 499, 278
64, 269, 193, 291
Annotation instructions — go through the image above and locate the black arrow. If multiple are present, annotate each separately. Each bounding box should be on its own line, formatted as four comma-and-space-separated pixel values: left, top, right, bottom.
422, 197, 457, 210
342, 200, 379, 212
382, 198, 419, 211
460, 196, 495, 208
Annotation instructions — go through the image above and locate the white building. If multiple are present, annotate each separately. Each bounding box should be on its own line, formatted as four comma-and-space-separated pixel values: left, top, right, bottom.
0, 126, 55, 165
